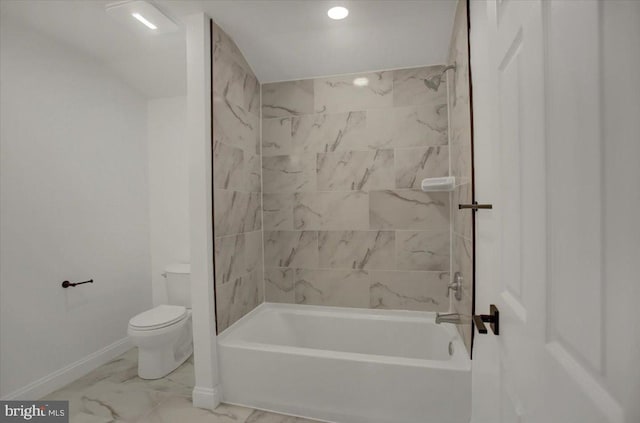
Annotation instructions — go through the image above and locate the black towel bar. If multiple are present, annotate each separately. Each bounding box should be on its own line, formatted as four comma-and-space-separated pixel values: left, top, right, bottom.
61, 279, 93, 288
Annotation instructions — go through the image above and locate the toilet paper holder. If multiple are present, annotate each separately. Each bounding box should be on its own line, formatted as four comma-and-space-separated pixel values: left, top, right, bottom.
61, 279, 93, 288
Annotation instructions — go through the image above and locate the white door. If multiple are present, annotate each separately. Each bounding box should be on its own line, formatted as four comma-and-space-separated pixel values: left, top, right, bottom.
469, 1, 640, 423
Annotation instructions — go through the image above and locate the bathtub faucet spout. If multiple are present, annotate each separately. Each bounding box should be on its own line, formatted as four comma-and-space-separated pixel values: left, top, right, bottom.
435, 312, 462, 324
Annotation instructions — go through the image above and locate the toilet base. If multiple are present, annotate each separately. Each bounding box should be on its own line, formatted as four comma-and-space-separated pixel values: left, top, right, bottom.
138, 340, 193, 379
129, 312, 193, 380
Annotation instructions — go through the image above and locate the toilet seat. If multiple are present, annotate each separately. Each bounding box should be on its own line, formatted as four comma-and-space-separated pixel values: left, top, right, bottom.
129, 305, 187, 331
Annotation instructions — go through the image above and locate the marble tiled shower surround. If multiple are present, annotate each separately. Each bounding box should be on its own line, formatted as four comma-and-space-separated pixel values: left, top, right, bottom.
449, 0, 475, 353
212, 23, 263, 332
261, 66, 452, 312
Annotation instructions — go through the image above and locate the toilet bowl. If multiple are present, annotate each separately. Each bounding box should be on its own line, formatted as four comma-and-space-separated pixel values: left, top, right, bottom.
128, 305, 192, 379
128, 264, 192, 379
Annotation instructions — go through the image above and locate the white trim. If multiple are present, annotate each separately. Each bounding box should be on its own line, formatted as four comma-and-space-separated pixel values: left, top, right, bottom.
1, 337, 131, 401
186, 12, 220, 409
192, 385, 222, 410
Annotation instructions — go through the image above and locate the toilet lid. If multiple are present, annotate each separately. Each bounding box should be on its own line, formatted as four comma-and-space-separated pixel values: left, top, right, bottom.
129, 305, 187, 330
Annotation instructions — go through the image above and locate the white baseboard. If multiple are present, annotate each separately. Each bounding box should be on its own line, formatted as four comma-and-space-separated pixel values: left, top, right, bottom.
1, 337, 132, 400
192, 385, 221, 410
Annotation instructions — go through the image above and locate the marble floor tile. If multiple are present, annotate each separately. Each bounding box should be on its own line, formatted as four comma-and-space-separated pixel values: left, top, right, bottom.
112, 361, 195, 398
84, 383, 169, 421
70, 411, 120, 423
137, 397, 253, 423
42, 349, 322, 423
245, 409, 320, 423
45, 353, 138, 394
46, 380, 172, 423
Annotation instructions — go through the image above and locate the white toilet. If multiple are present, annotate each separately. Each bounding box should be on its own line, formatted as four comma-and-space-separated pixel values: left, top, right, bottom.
128, 263, 193, 379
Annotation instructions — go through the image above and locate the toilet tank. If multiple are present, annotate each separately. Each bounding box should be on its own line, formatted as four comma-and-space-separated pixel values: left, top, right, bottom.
165, 263, 191, 308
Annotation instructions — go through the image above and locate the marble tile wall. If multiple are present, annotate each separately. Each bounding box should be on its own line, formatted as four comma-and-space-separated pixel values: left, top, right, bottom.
261, 65, 452, 313
448, 0, 475, 354
212, 23, 263, 332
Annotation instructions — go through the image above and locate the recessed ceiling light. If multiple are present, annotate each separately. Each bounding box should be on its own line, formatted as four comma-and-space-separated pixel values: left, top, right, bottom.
106, 1, 178, 35
328, 6, 349, 20
131, 12, 157, 30
353, 77, 369, 87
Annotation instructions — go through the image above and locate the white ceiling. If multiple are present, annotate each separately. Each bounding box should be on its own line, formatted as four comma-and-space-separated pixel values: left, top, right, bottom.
0, 0, 457, 98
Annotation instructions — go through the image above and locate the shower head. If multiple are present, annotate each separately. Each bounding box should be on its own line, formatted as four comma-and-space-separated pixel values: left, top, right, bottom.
441, 63, 457, 75
424, 63, 456, 90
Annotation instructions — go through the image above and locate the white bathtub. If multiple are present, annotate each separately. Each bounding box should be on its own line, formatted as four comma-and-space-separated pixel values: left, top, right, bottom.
218, 303, 471, 423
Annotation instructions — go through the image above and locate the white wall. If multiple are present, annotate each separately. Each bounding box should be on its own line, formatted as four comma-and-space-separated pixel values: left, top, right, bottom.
0, 20, 152, 398
147, 97, 189, 306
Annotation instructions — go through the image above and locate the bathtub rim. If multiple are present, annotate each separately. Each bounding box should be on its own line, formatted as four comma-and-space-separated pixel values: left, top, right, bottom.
218, 302, 471, 371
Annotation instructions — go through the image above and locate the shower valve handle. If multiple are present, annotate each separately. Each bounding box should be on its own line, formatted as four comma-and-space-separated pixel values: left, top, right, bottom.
446, 272, 463, 301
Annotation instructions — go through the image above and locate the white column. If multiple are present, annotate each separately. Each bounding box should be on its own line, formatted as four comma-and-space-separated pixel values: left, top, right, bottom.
186, 13, 220, 410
